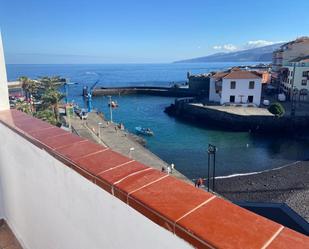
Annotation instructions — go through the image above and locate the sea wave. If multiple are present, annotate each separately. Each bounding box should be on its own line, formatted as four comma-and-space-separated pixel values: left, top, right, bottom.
215, 161, 301, 179
85, 71, 98, 75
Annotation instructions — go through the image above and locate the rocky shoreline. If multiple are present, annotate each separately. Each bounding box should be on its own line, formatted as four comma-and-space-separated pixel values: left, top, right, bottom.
215, 161, 309, 222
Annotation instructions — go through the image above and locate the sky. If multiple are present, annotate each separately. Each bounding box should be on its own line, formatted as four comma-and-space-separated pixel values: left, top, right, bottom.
0, 0, 309, 64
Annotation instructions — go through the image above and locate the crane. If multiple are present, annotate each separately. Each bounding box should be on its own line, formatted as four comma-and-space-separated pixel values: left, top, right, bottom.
85, 80, 100, 112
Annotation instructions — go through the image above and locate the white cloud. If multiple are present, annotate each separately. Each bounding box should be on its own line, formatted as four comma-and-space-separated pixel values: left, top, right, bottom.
223, 44, 238, 51
247, 40, 275, 47
213, 44, 238, 52
212, 40, 285, 52
245, 40, 285, 49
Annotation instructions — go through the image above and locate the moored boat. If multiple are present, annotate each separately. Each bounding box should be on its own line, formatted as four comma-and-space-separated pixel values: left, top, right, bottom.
108, 101, 119, 108
135, 126, 154, 136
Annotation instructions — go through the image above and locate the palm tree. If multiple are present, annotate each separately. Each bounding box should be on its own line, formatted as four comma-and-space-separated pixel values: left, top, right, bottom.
19, 76, 38, 100
41, 88, 64, 122
39, 76, 64, 91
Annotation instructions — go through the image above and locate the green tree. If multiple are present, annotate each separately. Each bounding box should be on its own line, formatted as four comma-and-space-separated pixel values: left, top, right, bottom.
40, 88, 64, 122
19, 76, 38, 100
15, 99, 33, 114
34, 109, 58, 126
268, 103, 285, 117
38, 76, 64, 91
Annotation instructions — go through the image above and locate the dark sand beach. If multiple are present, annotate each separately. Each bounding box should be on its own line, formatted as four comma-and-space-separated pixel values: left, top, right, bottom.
215, 161, 309, 222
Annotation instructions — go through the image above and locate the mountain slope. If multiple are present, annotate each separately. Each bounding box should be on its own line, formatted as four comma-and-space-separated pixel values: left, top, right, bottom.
174, 43, 283, 63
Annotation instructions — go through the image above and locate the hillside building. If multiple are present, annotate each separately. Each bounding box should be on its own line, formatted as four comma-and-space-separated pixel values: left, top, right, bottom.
272, 37, 309, 72
280, 56, 309, 101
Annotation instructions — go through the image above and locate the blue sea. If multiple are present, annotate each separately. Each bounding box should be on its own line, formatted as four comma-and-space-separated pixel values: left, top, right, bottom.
6, 63, 309, 180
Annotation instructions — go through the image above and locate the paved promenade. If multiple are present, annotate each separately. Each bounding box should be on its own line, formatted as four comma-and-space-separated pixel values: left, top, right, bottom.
66, 112, 190, 183
192, 104, 274, 116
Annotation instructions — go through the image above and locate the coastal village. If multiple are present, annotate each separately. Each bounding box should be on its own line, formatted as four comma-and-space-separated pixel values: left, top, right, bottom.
165, 37, 309, 133
1, 30, 309, 247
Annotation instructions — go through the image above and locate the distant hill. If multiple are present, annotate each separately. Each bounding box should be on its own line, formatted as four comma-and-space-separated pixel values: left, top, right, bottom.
174, 43, 284, 63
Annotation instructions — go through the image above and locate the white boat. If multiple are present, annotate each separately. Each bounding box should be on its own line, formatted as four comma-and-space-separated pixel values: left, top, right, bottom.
108, 101, 119, 108
135, 126, 154, 136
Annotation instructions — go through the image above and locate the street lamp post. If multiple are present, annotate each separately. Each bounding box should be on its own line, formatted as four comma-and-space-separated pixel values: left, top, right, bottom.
291, 63, 297, 117
129, 147, 135, 158
108, 95, 113, 123
207, 144, 217, 192
98, 122, 102, 138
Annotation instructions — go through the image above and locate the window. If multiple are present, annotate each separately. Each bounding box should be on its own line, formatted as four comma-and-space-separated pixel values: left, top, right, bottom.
301, 80, 307, 86
230, 81, 236, 89
290, 71, 294, 77
249, 81, 255, 89
303, 71, 308, 77
248, 96, 254, 103
230, 95, 235, 103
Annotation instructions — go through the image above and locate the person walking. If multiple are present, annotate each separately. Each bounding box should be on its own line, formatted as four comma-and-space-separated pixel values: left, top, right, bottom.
171, 163, 174, 174
195, 178, 203, 188
167, 165, 171, 175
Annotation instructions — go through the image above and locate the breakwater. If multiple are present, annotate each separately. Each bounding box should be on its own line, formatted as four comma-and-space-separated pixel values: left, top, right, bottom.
92, 86, 197, 97
165, 100, 309, 133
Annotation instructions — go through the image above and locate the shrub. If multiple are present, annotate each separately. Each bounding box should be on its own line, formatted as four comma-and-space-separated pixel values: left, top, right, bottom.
268, 102, 285, 117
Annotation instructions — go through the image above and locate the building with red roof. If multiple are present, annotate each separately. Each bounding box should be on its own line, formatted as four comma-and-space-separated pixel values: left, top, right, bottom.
209, 68, 263, 106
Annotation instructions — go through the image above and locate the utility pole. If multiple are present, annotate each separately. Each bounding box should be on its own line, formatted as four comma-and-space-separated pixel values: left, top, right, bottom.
108, 95, 113, 123
65, 78, 69, 104
291, 63, 296, 117
207, 144, 217, 192
98, 122, 102, 138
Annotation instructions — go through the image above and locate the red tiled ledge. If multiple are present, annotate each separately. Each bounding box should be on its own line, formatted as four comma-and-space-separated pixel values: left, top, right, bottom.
0, 109, 308, 249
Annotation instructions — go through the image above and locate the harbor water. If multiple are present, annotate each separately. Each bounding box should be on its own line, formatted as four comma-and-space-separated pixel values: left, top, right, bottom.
7, 63, 309, 180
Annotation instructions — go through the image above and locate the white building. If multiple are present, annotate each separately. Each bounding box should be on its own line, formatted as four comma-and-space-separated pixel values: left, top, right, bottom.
280, 56, 309, 100
272, 37, 309, 72
0, 32, 9, 111
209, 68, 262, 106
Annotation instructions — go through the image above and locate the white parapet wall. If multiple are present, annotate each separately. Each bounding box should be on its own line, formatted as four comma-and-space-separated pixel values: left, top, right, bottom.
0, 32, 9, 111
0, 123, 193, 249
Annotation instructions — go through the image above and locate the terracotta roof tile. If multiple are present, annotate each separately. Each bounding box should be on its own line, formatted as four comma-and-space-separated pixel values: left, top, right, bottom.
267, 227, 309, 249
129, 176, 214, 232
223, 70, 262, 79
114, 169, 166, 203
55, 140, 106, 161
176, 197, 282, 249
75, 149, 132, 176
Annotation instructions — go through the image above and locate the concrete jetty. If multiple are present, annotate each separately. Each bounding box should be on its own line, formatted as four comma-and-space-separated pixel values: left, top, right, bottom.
65, 112, 191, 183
166, 100, 309, 133
92, 86, 197, 97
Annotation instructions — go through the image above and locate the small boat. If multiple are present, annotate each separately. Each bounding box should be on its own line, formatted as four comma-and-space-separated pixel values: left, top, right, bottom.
135, 126, 154, 136
108, 101, 119, 108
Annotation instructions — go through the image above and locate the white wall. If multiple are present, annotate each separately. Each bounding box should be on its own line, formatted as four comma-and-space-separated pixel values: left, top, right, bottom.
0, 32, 9, 111
0, 123, 193, 249
221, 78, 262, 105
286, 65, 309, 91
209, 78, 221, 102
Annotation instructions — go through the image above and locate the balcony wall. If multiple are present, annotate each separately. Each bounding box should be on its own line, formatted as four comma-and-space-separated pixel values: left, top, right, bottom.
0, 110, 308, 249
0, 121, 193, 249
